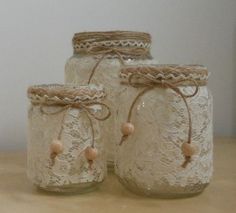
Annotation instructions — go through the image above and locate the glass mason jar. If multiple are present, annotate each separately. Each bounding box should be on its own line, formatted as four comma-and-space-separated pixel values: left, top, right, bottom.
27, 84, 110, 193
65, 31, 155, 169
115, 65, 213, 198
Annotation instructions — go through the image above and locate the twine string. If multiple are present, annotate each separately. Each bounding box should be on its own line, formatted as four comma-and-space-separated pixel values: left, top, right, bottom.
120, 73, 199, 168
86, 46, 149, 84
38, 102, 111, 148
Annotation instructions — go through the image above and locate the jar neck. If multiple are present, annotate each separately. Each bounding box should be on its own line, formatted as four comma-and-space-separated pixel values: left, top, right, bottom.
74, 51, 153, 60
73, 44, 152, 60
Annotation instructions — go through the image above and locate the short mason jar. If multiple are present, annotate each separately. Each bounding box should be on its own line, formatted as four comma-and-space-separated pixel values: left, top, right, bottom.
27, 84, 110, 193
65, 31, 155, 169
115, 65, 213, 198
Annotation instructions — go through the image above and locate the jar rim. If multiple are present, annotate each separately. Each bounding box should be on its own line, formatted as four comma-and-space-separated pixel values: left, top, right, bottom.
27, 84, 106, 104
122, 64, 207, 70
120, 64, 209, 86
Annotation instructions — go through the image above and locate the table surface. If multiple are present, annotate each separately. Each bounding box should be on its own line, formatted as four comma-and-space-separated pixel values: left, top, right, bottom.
0, 138, 236, 213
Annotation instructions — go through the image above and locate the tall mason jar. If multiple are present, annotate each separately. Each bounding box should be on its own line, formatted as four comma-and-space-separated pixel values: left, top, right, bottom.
27, 84, 110, 193
115, 65, 213, 198
65, 31, 154, 169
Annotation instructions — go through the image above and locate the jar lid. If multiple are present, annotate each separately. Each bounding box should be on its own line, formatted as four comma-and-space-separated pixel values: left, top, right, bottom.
27, 84, 106, 105
72, 31, 152, 58
120, 64, 209, 86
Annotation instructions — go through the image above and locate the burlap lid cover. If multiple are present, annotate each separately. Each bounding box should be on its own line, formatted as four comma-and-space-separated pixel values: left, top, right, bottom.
73, 31, 151, 45
27, 84, 106, 105
120, 64, 209, 86
72, 31, 152, 57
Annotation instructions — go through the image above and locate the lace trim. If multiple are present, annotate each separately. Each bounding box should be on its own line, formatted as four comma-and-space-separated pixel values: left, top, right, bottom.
74, 40, 151, 52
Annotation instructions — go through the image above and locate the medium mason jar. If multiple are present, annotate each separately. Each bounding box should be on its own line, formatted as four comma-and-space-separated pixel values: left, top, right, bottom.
115, 65, 213, 198
65, 31, 155, 169
27, 84, 110, 193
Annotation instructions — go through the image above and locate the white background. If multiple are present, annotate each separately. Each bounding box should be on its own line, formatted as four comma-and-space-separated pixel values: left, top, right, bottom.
0, 0, 235, 150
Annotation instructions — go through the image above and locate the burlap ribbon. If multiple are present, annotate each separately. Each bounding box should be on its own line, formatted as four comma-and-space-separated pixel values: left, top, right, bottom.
119, 73, 199, 168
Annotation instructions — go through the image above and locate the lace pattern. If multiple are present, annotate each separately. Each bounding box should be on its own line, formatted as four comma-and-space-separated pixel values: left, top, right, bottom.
65, 56, 156, 166
115, 85, 213, 193
27, 105, 106, 188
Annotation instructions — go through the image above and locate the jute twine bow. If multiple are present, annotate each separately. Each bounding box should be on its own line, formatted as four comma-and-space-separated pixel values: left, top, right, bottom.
85, 46, 150, 84
35, 101, 111, 165
119, 73, 199, 168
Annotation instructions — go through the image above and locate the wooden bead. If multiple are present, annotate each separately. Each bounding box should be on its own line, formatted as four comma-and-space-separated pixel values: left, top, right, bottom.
182, 142, 198, 157
50, 139, 63, 154
85, 147, 98, 161
121, 122, 134, 136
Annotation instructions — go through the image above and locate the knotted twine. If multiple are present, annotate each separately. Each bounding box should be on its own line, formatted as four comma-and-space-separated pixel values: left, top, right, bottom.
36, 101, 111, 164
28, 84, 111, 166
86, 46, 150, 84
119, 72, 200, 168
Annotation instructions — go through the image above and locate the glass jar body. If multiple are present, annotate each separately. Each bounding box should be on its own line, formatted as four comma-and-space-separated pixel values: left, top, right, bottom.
115, 85, 213, 198
27, 105, 106, 193
65, 55, 154, 169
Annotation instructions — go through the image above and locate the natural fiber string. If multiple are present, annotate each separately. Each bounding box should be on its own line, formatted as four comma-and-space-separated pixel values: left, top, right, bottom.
86, 46, 150, 84
36, 102, 111, 164
119, 73, 199, 168
39, 105, 70, 140
39, 105, 70, 163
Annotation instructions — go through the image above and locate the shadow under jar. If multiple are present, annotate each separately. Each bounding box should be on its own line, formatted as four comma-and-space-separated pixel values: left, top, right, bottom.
27, 84, 110, 193
115, 65, 213, 198
65, 31, 155, 170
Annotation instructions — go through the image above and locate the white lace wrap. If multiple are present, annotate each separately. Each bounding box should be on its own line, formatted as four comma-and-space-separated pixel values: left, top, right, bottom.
65, 58, 157, 168
66, 31, 154, 168
27, 84, 107, 190
115, 65, 213, 195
